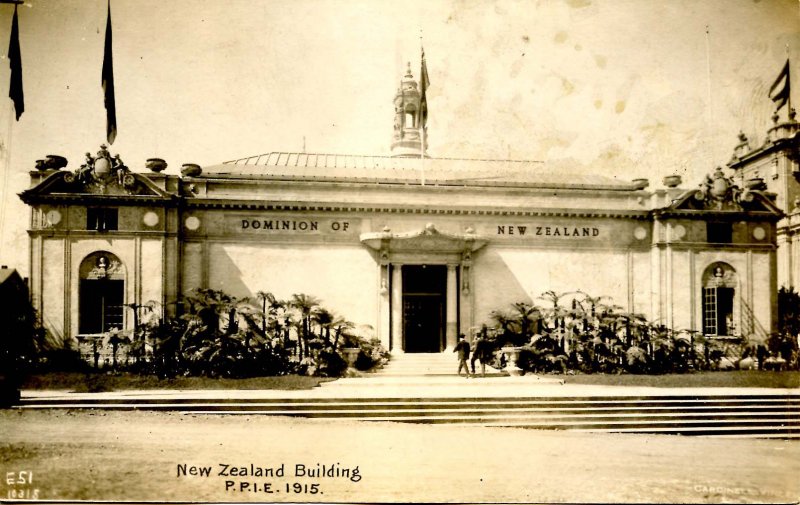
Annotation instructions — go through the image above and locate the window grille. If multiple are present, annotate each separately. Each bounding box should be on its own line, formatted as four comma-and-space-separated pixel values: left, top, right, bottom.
702, 287, 717, 335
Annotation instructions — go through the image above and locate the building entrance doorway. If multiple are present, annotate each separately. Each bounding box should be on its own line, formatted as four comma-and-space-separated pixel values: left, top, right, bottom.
79, 279, 124, 334
402, 265, 446, 352
78, 252, 125, 335
701, 262, 738, 337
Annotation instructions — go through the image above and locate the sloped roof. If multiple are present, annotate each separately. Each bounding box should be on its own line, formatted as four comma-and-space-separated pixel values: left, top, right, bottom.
0, 268, 18, 286
202, 152, 638, 190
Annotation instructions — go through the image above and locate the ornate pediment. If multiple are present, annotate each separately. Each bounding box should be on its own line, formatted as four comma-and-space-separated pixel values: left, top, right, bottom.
20, 145, 174, 204
361, 223, 488, 264
657, 167, 783, 219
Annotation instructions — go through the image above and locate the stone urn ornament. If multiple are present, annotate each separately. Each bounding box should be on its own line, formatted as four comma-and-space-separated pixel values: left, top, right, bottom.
662, 175, 682, 188
44, 155, 68, 170
500, 346, 524, 376
146, 158, 168, 173
181, 163, 202, 177
341, 347, 361, 377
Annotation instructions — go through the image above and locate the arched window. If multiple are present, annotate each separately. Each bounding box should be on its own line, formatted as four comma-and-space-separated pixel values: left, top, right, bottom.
78, 252, 125, 334
701, 262, 738, 337
404, 104, 417, 129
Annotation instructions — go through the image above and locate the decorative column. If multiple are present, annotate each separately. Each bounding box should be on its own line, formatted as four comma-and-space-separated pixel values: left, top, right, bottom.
459, 249, 474, 341
378, 261, 391, 351
446, 264, 458, 350
391, 263, 404, 352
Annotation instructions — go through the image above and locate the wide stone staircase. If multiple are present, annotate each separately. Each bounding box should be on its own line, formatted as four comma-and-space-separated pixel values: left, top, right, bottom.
14, 392, 800, 437
14, 351, 800, 438
374, 351, 501, 376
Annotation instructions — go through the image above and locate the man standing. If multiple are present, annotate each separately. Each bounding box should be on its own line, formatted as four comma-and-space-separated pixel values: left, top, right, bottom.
471, 331, 490, 378
454, 334, 471, 378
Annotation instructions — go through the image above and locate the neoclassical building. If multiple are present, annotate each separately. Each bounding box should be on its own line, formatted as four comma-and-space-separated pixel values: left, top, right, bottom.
21, 68, 782, 352
727, 112, 800, 290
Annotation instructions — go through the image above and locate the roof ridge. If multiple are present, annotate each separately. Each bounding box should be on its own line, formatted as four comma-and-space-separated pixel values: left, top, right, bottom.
223, 151, 544, 165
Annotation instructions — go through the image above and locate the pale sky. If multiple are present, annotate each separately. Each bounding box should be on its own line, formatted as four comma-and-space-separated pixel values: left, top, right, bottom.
0, 0, 798, 275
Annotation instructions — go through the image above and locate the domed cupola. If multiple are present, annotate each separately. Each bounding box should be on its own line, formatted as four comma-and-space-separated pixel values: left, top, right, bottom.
391, 62, 426, 157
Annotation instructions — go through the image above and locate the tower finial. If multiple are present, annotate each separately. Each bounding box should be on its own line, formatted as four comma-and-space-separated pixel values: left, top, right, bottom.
391, 61, 423, 157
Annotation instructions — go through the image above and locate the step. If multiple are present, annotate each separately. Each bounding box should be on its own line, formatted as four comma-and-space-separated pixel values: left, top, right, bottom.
16, 393, 799, 438
18, 394, 800, 406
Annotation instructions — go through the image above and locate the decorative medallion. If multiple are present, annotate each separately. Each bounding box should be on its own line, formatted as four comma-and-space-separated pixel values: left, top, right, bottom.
45, 209, 61, 226
752, 226, 766, 241
634, 226, 647, 240
672, 224, 686, 240
143, 211, 159, 227
185, 216, 201, 230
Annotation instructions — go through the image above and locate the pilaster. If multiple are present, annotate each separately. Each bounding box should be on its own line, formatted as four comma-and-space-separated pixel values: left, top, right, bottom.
390, 263, 403, 352
445, 264, 458, 349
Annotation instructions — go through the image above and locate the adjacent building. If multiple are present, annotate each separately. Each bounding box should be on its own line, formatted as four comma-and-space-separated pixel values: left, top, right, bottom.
727, 111, 800, 290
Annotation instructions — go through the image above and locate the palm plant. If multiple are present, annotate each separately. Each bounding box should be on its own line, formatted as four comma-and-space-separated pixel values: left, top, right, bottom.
331, 316, 355, 350
511, 302, 540, 343
537, 290, 582, 332
290, 293, 321, 358
312, 307, 335, 347
255, 291, 274, 336
489, 309, 519, 346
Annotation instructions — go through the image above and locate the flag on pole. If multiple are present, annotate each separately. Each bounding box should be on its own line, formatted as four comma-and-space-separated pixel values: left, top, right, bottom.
769, 59, 790, 111
7, 4, 23, 121
418, 48, 430, 130
102, 1, 117, 144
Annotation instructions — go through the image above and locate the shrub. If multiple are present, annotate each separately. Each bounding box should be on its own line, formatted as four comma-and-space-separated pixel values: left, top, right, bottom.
316, 349, 347, 377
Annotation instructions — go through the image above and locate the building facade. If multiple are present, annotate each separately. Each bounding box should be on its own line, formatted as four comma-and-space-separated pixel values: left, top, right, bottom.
727, 112, 800, 290
20, 71, 783, 353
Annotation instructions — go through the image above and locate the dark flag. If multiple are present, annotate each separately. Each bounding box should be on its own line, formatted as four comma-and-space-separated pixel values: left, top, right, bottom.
102, 1, 116, 144
7, 4, 23, 121
418, 48, 430, 130
769, 59, 790, 111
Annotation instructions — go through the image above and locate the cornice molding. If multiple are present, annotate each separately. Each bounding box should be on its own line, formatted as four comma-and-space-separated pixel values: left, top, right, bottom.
183, 199, 652, 220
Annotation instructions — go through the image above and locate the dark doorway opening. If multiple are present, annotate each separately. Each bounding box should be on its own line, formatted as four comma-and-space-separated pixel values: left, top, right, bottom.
79, 279, 124, 334
716, 287, 734, 336
402, 265, 446, 352
702, 286, 735, 336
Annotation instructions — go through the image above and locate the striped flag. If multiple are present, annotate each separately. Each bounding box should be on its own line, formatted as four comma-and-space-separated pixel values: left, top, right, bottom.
769, 59, 790, 111
102, 1, 117, 144
7, 4, 23, 121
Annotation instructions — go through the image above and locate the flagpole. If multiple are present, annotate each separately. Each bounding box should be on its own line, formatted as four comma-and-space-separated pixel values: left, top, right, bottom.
420, 115, 426, 187
0, 93, 12, 263
704, 25, 714, 166
787, 44, 792, 118
1, 0, 24, 264
419, 32, 425, 187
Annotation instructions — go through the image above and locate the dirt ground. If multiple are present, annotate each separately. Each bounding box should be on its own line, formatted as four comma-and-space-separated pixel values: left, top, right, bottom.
1, 409, 799, 503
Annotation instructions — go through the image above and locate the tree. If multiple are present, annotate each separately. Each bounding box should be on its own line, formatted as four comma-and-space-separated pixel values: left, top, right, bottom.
778, 287, 800, 337
290, 294, 321, 358
313, 307, 335, 347
489, 309, 519, 346
511, 302, 540, 342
